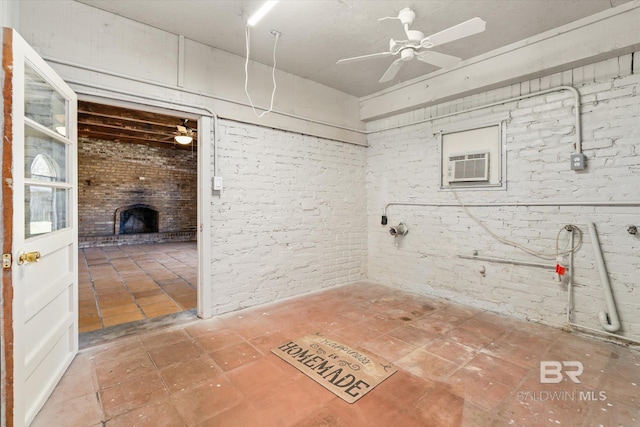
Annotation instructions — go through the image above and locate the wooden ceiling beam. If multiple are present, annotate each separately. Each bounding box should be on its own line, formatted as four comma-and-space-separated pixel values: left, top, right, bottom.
77, 101, 198, 150
79, 130, 196, 151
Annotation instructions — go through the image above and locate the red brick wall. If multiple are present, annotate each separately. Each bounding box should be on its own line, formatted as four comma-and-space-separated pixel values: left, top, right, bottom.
78, 139, 197, 237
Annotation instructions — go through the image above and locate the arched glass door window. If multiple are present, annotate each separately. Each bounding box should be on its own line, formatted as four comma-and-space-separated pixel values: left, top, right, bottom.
24, 127, 68, 238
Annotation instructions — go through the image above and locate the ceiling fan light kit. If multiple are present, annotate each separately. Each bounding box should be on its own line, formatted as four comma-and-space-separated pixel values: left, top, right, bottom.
174, 135, 193, 145
337, 7, 486, 83
174, 119, 194, 145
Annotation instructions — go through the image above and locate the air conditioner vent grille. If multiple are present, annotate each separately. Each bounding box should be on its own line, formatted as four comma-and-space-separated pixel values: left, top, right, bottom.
447, 151, 489, 182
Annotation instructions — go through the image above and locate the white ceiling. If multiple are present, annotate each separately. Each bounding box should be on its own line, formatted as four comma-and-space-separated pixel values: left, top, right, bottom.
76, 0, 630, 98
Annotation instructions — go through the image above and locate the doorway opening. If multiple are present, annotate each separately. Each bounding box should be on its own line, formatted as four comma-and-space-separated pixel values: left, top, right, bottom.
76, 100, 200, 336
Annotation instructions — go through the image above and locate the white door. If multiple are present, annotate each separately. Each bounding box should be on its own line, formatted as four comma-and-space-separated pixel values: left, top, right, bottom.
2, 28, 78, 427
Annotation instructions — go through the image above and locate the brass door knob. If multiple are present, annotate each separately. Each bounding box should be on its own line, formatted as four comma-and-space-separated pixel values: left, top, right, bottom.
18, 251, 41, 265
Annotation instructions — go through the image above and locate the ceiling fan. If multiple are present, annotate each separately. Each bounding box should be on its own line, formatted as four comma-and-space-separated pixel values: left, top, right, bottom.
337, 8, 486, 83
174, 119, 195, 145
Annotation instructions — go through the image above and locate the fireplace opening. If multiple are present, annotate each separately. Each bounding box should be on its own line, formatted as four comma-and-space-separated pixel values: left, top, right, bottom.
117, 204, 159, 235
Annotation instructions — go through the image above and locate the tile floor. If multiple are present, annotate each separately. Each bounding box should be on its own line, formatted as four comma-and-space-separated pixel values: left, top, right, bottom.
79, 242, 198, 332
35, 282, 640, 426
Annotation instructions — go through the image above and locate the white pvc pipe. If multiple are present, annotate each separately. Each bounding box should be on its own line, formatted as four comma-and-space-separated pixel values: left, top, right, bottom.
457, 253, 554, 269
383, 201, 640, 216
587, 222, 621, 332
566, 228, 640, 346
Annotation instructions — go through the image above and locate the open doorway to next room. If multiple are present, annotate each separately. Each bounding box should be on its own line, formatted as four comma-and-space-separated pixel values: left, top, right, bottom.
76, 101, 199, 333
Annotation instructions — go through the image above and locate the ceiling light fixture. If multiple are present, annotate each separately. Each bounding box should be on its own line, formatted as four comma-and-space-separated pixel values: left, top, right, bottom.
174, 119, 194, 144
174, 135, 193, 145
247, 0, 279, 27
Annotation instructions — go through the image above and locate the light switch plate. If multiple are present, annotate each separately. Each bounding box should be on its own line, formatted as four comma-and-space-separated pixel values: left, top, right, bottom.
213, 176, 223, 191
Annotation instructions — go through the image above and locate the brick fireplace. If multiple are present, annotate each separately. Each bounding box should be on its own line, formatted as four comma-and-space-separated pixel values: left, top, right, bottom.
116, 204, 159, 235
78, 137, 197, 247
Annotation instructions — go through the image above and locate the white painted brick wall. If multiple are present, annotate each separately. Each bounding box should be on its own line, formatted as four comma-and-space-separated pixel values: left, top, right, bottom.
366, 53, 640, 342
210, 120, 367, 314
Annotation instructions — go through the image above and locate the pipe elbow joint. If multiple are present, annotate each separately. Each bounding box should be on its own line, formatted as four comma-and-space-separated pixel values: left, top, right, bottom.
599, 311, 621, 332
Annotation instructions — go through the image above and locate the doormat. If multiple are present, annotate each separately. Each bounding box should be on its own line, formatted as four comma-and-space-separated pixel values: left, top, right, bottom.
271, 334, 398, 403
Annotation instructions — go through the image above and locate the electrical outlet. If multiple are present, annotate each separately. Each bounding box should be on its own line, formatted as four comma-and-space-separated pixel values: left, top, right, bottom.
571, 153, 586, 170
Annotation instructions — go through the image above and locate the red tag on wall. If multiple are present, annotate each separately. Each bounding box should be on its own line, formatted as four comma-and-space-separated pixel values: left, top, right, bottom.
555, 264, 566, 276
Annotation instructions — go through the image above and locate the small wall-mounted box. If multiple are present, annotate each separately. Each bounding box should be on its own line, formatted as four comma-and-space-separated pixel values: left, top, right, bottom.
571, 153, 586, 170
213, 176, 223, 191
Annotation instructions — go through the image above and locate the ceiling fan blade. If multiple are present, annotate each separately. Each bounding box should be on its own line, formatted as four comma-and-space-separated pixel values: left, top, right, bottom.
379, 58, 405, 83
337, 51, 393, 64
422, 17, 486, 48
416, 50, 461, 69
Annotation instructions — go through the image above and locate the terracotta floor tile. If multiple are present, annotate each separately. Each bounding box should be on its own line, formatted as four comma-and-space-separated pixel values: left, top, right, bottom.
144, 307, 182, 319
582, 399, 640, 427
210, 341, 262, 371
148, 340, 204, 369
292, 401, 365, 427
95, 352, 156, 389
497, 392, 590, 426
171, 378, 244, 426
131, 289, 166, 299
250, 331, 292, 354
387, 324, 437, 347
332, 324, 384, 347
97, 296, 136, 307
80, 322, 103, 333
105, 399, 184, 427
45, 358, 97, 404
481, 331, 554, 369
102, 311, 145, 327
461, 401, 496, 427
100, 373, 168, 418
194, 328, 245, 352
246, 374, 336, 426
362, 333, 417, 362
182, 318, 227, 338
227, 356, 297, 398
340, 389, 426, 427
137, 294, 174, 306
447, 366, 512, 411
31, 392, 104, 427
140, 329, 192, 350
160, 354, 222, 393
100, 303, 141, 317
79, 314, 101, 328
396, 348, 460, 381
414, 382, 466, 426
34, 282, 640, 427
422, 337, 478, 366
196, 403, 274, 427
410, 315, 457, 336
91, 337, 147, 363
464, 352, 530, 388
127, 280, 162, 292
79, 243, 196, 331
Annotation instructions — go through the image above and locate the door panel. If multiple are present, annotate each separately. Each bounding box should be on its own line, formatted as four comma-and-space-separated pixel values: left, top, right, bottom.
2, 27, 78, 427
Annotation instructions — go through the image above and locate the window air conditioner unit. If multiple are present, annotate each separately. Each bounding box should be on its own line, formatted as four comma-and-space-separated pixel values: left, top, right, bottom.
447, 151, 489, 182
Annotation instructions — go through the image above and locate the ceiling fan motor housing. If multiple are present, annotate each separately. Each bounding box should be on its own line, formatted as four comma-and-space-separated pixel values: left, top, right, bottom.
400, 48, 415, 60
398, 7, 416, 26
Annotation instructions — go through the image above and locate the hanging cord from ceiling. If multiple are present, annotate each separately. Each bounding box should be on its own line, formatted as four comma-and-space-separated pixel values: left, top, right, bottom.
448, 184, 583, 260
244, 26, 281, 118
